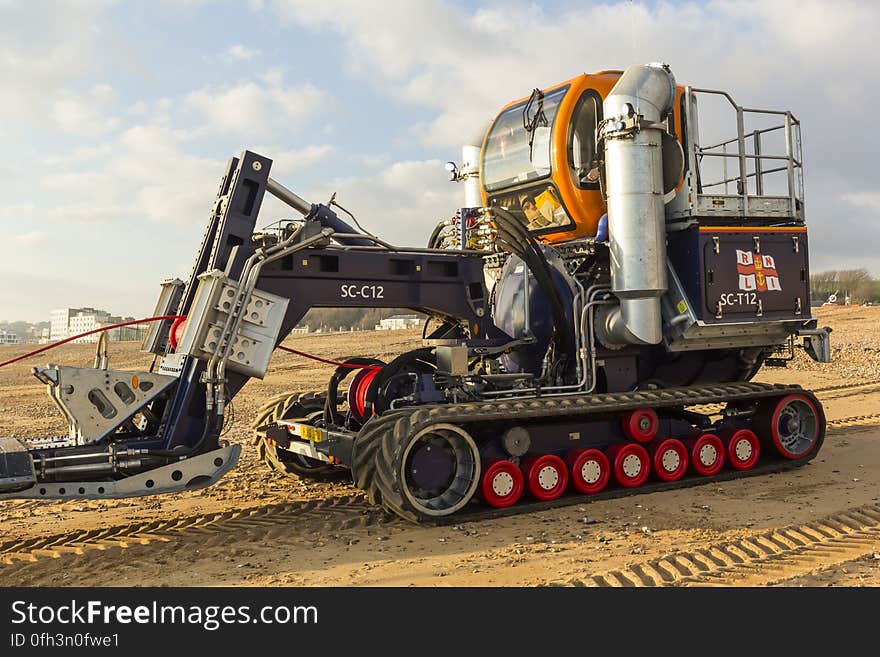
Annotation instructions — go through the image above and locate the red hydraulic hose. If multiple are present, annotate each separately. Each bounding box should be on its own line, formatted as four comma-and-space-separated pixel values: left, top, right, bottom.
276, 345, 381, 371
0, 315, 185, 368
0, 314, 381, 373
168, 315, 380, 371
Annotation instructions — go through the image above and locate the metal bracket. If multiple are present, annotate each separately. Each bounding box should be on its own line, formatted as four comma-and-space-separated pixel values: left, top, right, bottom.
33, 365, 177, 445
0, 444, 240, 500
141, 278, 185, 355
176, 270, 289, 379
753, 235, 761, 253
799, 326, 832, 363
0, 438, 36, 493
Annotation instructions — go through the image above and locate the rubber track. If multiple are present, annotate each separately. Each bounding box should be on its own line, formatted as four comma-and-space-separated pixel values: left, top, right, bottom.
560, 504, 880, 587
657, 379, 880, 420
277, 379, 874, 486
353, 382, 824, 523
0, 495, 390, 567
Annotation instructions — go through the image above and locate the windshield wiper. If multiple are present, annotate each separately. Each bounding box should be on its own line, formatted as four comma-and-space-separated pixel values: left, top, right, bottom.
522, 87, 548, 161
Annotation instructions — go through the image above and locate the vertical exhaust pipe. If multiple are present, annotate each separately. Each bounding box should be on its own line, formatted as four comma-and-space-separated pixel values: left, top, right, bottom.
598, 63, 676, 346
460, 121, 490, 209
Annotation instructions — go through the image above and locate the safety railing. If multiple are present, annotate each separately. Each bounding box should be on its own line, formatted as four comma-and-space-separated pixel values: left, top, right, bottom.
678, 87, 804, 221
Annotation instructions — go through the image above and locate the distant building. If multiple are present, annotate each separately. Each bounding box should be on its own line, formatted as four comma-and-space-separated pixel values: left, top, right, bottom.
68, 308, 113, 342
0, 330, 21, 346
290, 325, 310, 335
50, 308, 81, 341
375, 314, 421, 331
49, 308, 147, 343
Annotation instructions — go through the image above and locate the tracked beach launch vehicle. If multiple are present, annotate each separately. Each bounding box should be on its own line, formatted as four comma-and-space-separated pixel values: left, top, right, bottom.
0, 64, 831, 522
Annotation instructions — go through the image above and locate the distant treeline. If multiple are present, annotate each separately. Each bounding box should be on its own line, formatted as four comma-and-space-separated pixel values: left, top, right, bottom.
0, 320, 50, 341
811, 268, 880, 304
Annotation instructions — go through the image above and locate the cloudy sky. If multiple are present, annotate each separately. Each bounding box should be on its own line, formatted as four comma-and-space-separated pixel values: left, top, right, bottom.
0, 0, 877, 322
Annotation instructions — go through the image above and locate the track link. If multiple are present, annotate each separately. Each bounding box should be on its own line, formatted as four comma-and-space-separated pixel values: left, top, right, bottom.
353, 382, 825, 523
561, 504, 880, 587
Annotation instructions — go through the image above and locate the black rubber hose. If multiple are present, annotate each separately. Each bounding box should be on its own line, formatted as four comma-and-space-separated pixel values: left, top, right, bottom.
494, 230, 570, 380
428, 221, 446, 249
147, 411, 218, 458
494, 210, 569, 323
492, 209, 573, 362
499, 219, 572, 371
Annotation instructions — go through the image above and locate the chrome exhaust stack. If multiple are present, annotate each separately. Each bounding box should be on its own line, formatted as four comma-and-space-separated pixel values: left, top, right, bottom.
461, 122, 489, 209
597, 63, 676, 346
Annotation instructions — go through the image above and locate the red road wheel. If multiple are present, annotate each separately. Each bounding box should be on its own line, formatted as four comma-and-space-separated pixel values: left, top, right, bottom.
648, 438, 688, 482
759, 394, 821, 460
721, 428, 760, 470
565, 449, 610, 495
606, 443, 650, 488
621, 408, 659, 443
480, 460, 524, 508
521, 454, 568, 501
685, 433, 725, 476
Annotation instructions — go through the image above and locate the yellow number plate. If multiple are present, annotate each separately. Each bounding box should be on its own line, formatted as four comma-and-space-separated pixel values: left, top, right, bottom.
300, 425, 323, 443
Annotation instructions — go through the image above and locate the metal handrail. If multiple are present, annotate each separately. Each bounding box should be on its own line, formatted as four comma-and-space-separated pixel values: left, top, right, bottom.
684, 86, 804, 217
702, 165, 790, 190
699, 152, 801, 163
700, 123, 788, 152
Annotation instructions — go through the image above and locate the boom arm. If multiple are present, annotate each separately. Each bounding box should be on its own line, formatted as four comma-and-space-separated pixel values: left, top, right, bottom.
152, 151, 509, 454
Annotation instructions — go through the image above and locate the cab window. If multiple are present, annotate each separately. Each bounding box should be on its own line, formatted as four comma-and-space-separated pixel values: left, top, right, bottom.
482, 86, 568, 193
489, 183, 575, 234
567, 90, 602, 189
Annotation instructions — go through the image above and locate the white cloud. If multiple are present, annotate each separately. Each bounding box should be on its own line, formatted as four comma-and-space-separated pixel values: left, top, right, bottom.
13, 231, 45, 245
183, 70, 330, 137
227, 44, 261, 61
43, 144, 115, 167
127, 100, 149, 116
260, 158, 460, 246
268, 1, 879, 147
843, 192, 880, 213
350, 153, 388, 168
0, 1, 116, 125
263, 144, 335, 175
18, 124, 222, 230
49, 85, 120, 136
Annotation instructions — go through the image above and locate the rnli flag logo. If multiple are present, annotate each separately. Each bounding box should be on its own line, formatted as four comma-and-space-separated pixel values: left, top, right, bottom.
736, 250, 782, 292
